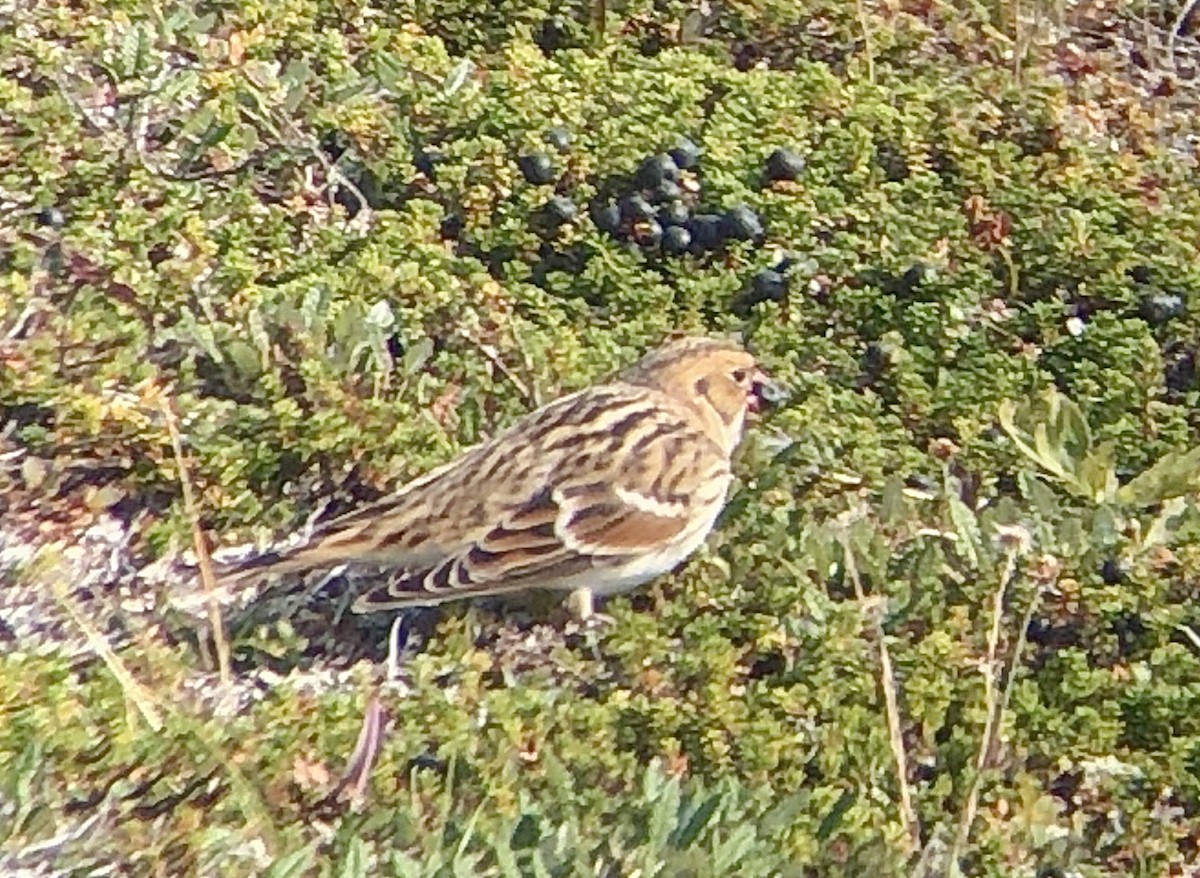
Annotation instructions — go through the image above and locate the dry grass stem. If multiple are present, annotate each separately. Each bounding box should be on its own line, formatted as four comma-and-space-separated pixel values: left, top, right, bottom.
160, 396, 232, 687
49, 576, 165, 731
333, 694, 389, 808
840, 536, 920, 852
855, 0, 877, 84
457, 327, 540, 407
1168, 0, 1200, 70
947, 546, 1046, 875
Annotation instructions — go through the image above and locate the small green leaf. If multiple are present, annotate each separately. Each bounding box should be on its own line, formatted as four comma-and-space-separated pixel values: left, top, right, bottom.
264, 845, 317, 878
1077, 442, 1118, 503
387, 851, 425, 878
374, 51, 406, 93
1018, 471, 1059, 520
225, 339, 263, 379
759, 790, 810, 834
1117, 446, 1200, 506
815, 788, 856, 841
646, 769, 681, 852
880, 475, 911, 526
338, 836, 369, 878
442, 59, 474, 96
672, 791, 722, 848
282, 60, 310, 112
1053, 391, 1092, 461
947, 494, 982, 569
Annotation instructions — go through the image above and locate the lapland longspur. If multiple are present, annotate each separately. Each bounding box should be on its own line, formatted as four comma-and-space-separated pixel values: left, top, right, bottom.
217, 336, 781, 617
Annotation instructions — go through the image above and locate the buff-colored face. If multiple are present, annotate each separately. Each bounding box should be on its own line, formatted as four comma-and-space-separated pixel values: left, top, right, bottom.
627, 338, 780, 452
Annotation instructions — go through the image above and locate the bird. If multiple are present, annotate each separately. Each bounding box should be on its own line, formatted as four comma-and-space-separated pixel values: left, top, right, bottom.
213, 335, 782, 620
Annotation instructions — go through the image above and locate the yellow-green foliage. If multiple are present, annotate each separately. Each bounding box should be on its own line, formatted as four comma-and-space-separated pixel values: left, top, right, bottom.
4, 0, 1200, 875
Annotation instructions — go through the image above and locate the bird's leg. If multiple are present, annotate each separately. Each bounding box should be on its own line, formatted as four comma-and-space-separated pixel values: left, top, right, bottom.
386, 614, 409, 680
565, 587, 615, 629
566, 586, 594, 620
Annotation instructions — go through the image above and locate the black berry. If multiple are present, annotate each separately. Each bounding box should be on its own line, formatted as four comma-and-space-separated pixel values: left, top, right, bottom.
537, 16, 568, 53
635, 153, 679, 190
1140, 292, 1185, 325
413, 147, 445, 179
36, 206, 65, 229
649, 180, 682, 203
860, 341, 888, 387
518, 152, 556, 185
543, 127, 572, 151
659, 201, 690, 227
439, 212, 464, 241
686, 213, 725, 252
1164, 344, 1196, 394
747, 269, 789, 305
721, 204, 764, 243
876, 143, 909, 182
882, 262, 929, 297
542, 195, 576, 224
590, 201, 622, 235
661, 225, 692, 255
669, 137, 702, 170
765, 147, 806, 182
619, 193, 656, 223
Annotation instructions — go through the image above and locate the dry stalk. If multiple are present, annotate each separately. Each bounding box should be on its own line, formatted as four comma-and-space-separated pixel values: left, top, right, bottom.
49, 576, 164, 731
855, 0, 877, 84
457, 327, 540, 407
1167, 0, 1200, 71
840, 536, 920, 851
160, 396, 232, 687
946, 547, 1053, 876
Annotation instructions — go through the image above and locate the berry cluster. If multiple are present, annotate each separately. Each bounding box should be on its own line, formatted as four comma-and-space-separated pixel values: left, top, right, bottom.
521, 136, 784, 260
410, 130, 808, 310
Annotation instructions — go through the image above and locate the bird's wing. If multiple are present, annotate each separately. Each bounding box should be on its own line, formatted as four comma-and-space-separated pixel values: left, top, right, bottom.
349, 397, 735, 611
215, 386, 633, 588
348, 469, 705, 611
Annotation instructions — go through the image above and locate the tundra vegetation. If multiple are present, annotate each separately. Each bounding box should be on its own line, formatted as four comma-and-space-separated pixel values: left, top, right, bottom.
3, 0, 1200, 875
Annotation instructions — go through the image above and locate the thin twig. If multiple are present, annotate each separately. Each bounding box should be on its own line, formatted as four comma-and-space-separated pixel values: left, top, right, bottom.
262, 99, 374, 222
592, 0, 607, 44
457, 328, 539, 407
997, 245, 1020, 300
946, 547, 1022, 875
840, 535, 920, 851
1168, 0, 1200, 71
332, 692, 389, 809
49, 576, 164, 731
1176, 622, 1200, 654
996, 574, 1047, 733
854, 0, 877, 84
980, 549, 1018, 764
160, 395, 232, 686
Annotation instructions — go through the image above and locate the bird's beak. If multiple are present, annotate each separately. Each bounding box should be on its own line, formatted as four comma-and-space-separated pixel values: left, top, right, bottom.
748, 369, 787, 414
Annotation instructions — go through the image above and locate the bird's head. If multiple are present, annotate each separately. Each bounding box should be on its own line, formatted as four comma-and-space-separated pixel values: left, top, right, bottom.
622, 336, 784, 453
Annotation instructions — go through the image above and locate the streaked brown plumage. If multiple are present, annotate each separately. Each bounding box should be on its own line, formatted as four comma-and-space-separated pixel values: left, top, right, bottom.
216, 335, 779, 614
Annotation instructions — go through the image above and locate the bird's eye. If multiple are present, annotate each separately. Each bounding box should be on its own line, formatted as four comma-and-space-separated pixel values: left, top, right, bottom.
731, 368, 749, 383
